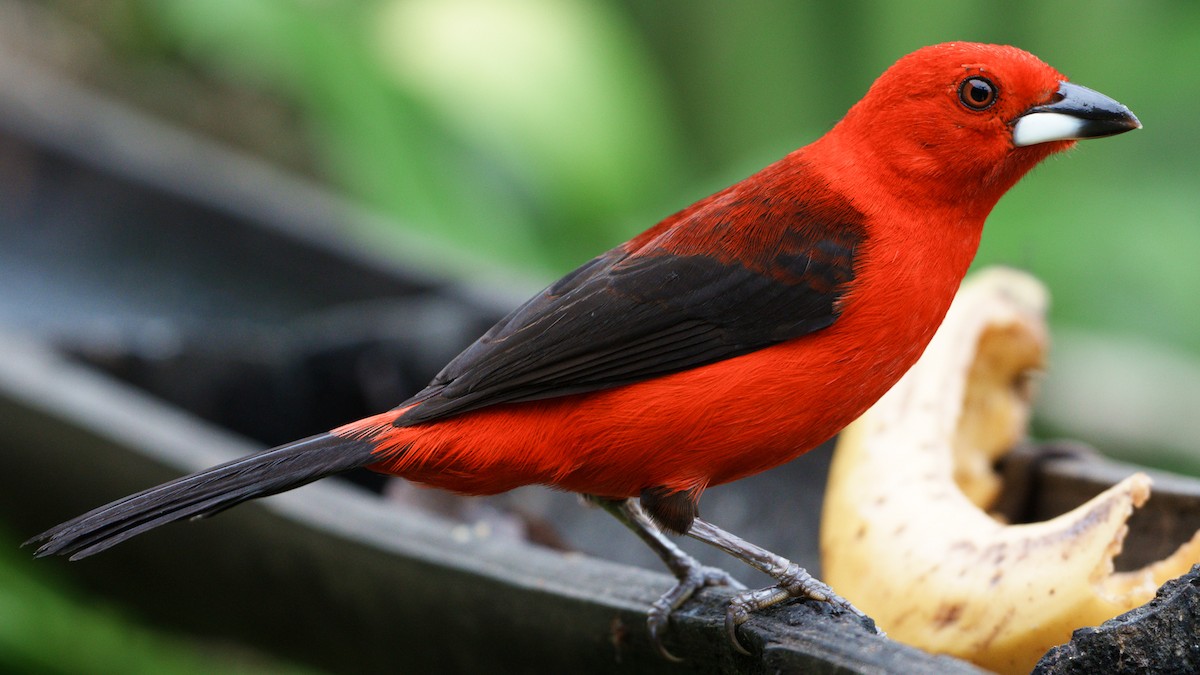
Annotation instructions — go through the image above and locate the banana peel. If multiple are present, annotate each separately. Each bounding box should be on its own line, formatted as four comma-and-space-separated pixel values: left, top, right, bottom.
821, 267, 1200, 674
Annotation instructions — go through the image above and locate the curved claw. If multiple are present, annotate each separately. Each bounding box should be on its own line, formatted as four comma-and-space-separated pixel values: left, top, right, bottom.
725, 596, 753, 655
724, 584, 792, 656
647, 597, 684, 662
777, 564, 881, 633
647, 563, 745, 660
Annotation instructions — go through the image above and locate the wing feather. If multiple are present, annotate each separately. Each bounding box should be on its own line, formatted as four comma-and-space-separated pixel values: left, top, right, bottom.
396, 165, 867, 426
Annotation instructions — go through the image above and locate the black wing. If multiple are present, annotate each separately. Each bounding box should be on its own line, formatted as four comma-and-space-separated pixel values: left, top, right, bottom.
396, 185, 866, 427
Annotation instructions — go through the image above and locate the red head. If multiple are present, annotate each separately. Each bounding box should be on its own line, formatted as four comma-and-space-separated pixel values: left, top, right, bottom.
820, 42, 1139, 212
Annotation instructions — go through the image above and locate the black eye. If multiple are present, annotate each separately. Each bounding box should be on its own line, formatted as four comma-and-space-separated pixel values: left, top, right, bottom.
958, 76, 997, 110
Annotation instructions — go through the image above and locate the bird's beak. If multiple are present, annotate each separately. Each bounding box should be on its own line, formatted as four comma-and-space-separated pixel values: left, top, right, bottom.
1012, 81, 1141, 147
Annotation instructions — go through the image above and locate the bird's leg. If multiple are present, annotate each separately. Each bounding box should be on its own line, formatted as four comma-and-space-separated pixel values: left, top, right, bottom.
593, 497, 745, 661
686, 518, 879, 654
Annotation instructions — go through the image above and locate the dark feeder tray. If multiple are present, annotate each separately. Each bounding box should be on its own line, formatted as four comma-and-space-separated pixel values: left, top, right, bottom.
0, 56, 1196, 674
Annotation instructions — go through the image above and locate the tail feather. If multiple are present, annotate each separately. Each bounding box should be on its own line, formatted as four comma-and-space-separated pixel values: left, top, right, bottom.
25, 432, 377, 560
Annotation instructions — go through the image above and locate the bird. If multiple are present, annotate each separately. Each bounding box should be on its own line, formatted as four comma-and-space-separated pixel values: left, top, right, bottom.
27, 42, 1140, 659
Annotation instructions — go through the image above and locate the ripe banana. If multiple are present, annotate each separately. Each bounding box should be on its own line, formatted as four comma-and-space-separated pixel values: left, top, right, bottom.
821, 267, 1200, 674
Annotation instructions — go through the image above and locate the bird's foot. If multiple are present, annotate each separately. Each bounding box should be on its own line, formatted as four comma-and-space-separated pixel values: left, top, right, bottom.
723, 562, 881, 654
649, 558, 746, 661
684, 517, 881, 654
592, 496, 751, 660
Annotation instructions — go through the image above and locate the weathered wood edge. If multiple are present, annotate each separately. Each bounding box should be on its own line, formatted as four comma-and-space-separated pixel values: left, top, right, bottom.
1034, 564, 1200, 674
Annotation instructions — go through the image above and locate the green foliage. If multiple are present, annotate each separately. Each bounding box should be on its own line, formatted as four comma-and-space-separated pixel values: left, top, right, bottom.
104, 0, 686, 273
93, 1, 1200, 349
62, 0, 1195, 328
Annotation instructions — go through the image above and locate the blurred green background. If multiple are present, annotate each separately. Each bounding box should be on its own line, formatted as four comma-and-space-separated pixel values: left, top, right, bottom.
2, 0, 1198, 671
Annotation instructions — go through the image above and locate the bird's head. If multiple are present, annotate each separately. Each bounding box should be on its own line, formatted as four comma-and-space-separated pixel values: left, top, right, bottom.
826, 42, 1140, 210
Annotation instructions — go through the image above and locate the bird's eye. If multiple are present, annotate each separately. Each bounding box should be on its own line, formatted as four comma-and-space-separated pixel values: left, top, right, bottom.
958, 77, 997, 110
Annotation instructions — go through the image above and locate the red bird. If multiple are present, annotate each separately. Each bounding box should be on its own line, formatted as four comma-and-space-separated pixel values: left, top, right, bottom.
29, 42, 1139, 657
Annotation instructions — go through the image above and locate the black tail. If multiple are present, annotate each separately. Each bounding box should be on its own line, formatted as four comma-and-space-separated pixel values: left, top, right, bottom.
25, 433, 377, 560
